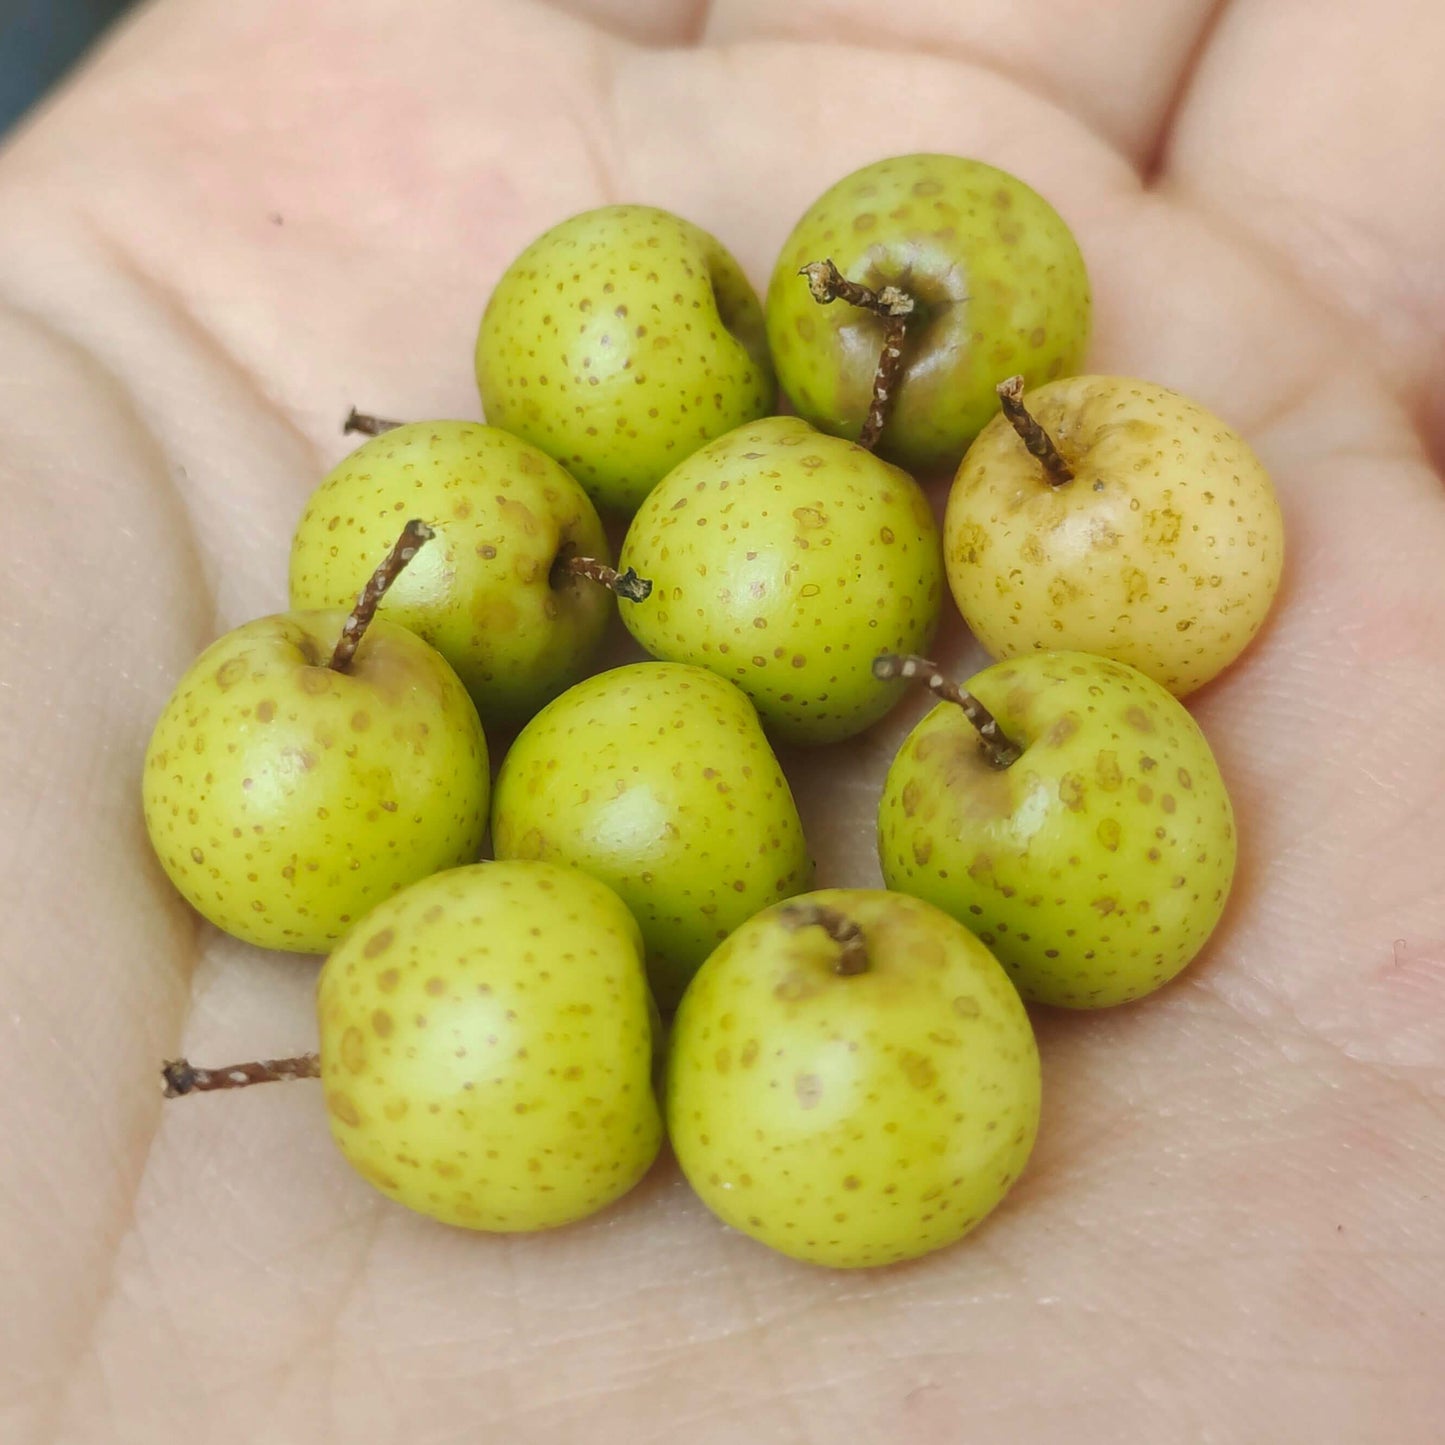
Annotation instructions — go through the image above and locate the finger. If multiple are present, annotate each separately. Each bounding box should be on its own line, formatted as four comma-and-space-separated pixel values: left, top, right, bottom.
542, 0, 707, 44
1162, 0, 1445, 435
705, 0, 1219, 165
606, 38, 1347, 446
612, 38, 1137, 284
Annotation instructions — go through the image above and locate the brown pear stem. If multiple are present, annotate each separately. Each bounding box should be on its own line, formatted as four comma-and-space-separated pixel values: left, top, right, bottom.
800, 259, 915, 452
859, 313, 909, 451
800, 260, 914, 320
780, 902, 869, 976
343, 407, 405, 437
329, 518, 434, 673
873, 652, 1023, 770
552, 554, 653, 603
162, 1053, 320, 1098
996, 376, 1073, 487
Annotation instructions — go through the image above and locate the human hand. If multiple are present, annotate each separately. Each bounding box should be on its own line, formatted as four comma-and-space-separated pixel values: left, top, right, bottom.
1, 2, 1441, 1441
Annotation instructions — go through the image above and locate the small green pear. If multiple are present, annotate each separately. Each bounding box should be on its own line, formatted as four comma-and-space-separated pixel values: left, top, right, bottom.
145, 522, 490, 953
289, 421, 622, 730
143, 611, 489, 953
476, 205, 775, 513
317, 861, 662, 1231
491, 662, 813, 1009
876, 651, 1236, 1007
767, 153, 1091, 472
666, 889, 1041, 1268
617, 416, 944, 744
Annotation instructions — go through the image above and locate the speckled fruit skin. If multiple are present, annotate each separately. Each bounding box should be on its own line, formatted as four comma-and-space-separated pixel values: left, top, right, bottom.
491, 662, 813, 1010
878, 652, 1236, 1008
142, 612, 489, 953
617, 416, 943, 744
666, 889, 1040, 1268
945, 375, 1285, 695
767, 153, 1091, 473
475, 205, 775, 514
288, 422, 613, 729
316, 861, 662, 1231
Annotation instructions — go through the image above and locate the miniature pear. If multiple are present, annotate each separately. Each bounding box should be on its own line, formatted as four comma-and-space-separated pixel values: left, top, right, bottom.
666, 889, 1041, 1267
945, 375, 1285, 695
316, 860, 662, 1230
289, 421, 627, 730
876, 650, 1236, 1007
618, 416, 943, 744
767, 153, 1091, 471
476, 205, 775, 513
491, 662, 813, 1009
161, 859, 664, 1233
144, 525, 489, 952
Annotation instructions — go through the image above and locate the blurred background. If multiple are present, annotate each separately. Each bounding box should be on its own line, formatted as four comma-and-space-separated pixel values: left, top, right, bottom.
1, 0, 133, 135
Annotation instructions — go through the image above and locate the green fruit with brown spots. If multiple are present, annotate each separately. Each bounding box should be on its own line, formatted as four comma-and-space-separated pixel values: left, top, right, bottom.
289, 422, 615, 730
877, 651, 1236, 1008
317, 860, 662, 1230
475, 205, 775, 514
666, 889, 1040, 1268
142, 611, 489, 953
944, 375, 1285, 695
766, 153, 1091, 472
491, 662, 813, 1010
617, 416, 944, 744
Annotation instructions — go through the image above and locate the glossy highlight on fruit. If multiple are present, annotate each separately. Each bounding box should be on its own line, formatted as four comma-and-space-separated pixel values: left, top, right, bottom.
666, 889, 1040, 1268
878, 651, 1235, 1007
289, 421, 613, 729
492, 662, 813, 1009
767, 153, 1091, 472
142, 611, 490, 953
317, 860, 662, 1230
476, 204, 775, 513
618, 416, 943, 744
944, 375, 1285, 695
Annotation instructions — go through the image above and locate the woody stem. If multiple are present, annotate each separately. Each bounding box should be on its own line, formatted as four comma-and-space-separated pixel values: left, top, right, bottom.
872, 652, 1023, 770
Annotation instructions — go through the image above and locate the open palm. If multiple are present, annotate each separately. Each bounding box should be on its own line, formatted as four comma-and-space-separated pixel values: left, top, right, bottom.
2, 2, 1442, 1441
